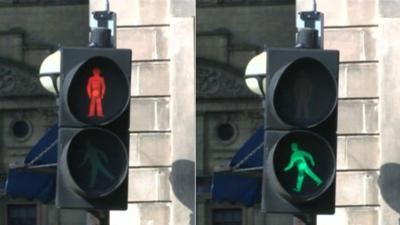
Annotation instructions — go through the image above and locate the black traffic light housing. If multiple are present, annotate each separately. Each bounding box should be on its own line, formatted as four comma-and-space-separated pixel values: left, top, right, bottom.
262, 48, 339, 214
56, 47, 131, 210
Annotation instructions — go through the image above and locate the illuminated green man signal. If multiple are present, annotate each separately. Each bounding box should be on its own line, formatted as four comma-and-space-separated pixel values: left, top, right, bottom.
283, 142, 322, 192
79, 142, 116, 188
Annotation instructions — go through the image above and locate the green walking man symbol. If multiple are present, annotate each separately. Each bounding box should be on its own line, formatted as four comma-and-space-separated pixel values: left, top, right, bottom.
283, 142, 322, 192
79, 142, 116, 188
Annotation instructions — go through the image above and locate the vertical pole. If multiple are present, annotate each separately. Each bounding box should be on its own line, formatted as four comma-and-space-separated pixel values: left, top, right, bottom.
89, 0, 116, 48
293, 214, 317, 225
87, 210, 109, 225
312, 0, 317, 12
296, 0, 324, 49
105, 0, 110, 12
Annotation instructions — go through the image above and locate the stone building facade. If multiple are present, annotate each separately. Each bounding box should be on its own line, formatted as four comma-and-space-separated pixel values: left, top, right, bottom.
0, 1, 89, 225
196, 0, 400, 225
90, 0, 196, 225
301, 0, 397, 224
196, 1, 296, 224
2, 0, 400, 224
1, 0, 196, 224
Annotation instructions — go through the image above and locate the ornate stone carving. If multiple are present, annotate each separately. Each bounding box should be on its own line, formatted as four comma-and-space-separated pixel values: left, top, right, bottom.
39, 108, 58, 125
197, 61, 255, 98
0, 62, 48, 96
0, 67, 17, 93
197, 66, 222, 96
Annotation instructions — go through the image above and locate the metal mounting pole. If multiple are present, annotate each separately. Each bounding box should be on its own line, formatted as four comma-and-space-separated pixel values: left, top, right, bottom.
293, 2, 322, 222
295, 0, 324, 49
106, 0, 110, 12
89, 0, 116, 48
313, 0, 317, 12
294, 214, 317, 225
87, 210, 109, 225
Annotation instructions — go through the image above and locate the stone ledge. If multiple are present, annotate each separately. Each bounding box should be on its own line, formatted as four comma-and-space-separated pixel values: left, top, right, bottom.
117, 27, 170, 61
110, 203, 171, 225
128, 168, 171, 202
129, 133, 172, 166
337, 135, 380, 170
317, 207, 379, 225
339, 63, 378, 98
131, 62, 170, 97
338, 99, 379, 134
325, 27, 378, 62
130, 97, 170, 132
336, 171, 379, 206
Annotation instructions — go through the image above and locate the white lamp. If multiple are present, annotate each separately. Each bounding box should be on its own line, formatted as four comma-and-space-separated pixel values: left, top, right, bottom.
244, 51, 267, 97
39, 50, 61, 95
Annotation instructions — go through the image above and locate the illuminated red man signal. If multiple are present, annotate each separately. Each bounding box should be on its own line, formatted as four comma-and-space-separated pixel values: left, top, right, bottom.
87, 67, 106, 117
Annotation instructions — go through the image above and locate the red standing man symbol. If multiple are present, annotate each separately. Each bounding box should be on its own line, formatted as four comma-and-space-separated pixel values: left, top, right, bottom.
87, 67, 106, 117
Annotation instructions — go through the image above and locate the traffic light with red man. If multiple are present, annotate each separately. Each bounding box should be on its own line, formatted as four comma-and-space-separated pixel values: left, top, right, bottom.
56, 47, 131, 210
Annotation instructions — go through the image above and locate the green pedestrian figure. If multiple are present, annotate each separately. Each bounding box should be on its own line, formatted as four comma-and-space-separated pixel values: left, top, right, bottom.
79, 142, 115, 188
283, 142, 322, 192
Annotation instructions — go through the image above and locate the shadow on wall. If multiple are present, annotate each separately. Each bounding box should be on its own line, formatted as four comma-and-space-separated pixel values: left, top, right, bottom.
170, 160, 195, 225
378, 163, 400, 215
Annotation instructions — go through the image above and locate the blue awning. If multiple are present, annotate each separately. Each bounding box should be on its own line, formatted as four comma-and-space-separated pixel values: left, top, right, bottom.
5, 124, 58, 203
212, 172, 262, 207
212, 127, 263, 206
230, 126, 263, 169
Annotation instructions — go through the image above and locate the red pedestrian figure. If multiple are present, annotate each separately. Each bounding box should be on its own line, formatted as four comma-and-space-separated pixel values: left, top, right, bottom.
87, 67, 106, 117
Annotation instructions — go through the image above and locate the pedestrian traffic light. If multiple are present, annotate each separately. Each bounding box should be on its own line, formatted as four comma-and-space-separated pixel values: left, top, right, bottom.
262, 48, 339, 214
56, 47, 131, 210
